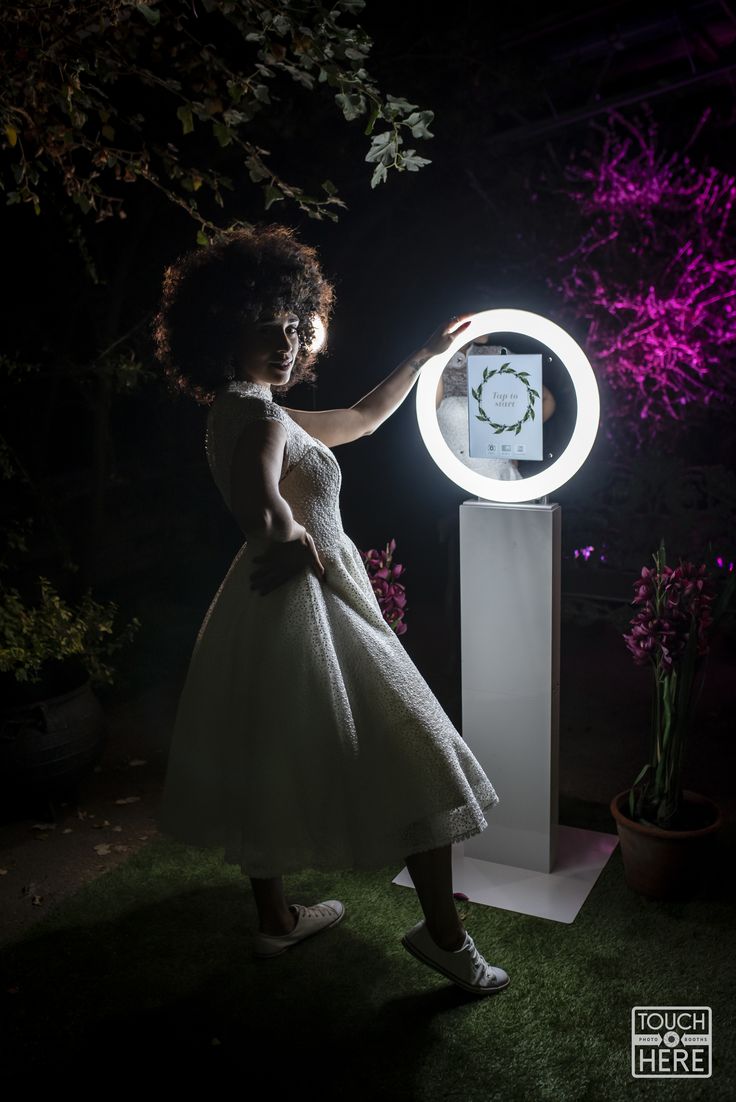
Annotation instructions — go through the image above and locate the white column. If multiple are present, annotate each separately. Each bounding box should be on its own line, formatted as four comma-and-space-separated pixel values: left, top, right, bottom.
459, 500, 561, 872
393, 497, 619, 922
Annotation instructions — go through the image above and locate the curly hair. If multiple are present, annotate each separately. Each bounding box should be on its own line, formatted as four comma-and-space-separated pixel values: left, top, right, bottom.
151, 223, 335, 406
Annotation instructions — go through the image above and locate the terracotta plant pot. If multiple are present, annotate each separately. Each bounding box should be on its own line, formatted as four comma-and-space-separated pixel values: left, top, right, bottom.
610, 789, 722, 901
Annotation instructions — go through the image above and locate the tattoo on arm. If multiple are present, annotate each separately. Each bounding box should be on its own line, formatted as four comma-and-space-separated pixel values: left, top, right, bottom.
408, 353, 426, 376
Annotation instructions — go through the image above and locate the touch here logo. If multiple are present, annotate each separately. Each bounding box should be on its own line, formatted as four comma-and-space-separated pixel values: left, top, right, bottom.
631, 1006, 712, 1078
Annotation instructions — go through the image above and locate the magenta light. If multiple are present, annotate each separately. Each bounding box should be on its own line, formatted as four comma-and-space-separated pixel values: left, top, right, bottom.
555, 109, 736, 440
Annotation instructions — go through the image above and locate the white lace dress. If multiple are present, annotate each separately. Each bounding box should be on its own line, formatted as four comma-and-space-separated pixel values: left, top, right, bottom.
157, 377, 499, 877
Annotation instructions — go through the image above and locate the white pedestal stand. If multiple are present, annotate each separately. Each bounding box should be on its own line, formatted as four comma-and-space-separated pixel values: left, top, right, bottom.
393, 500, 618, 924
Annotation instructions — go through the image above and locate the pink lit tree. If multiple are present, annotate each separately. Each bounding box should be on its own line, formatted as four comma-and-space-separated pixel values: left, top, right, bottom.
552, 108, 736, 447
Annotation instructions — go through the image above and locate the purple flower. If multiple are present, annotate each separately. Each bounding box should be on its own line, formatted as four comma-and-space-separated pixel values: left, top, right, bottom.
360, 538, 409, 636
623, 550, 716, 668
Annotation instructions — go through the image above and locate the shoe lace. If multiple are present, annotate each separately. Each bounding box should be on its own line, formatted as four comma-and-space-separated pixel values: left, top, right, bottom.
467, 937, 495, 981
297, 903, 333, 920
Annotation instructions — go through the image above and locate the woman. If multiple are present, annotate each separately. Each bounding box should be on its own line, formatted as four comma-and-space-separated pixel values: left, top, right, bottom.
152, 223, 509, 997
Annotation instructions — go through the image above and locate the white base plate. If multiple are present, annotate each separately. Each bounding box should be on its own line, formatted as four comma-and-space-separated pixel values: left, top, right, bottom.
392, 826, 619, 925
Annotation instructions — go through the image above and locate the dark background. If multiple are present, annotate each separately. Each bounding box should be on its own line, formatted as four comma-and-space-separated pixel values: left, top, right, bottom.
2, 0, 735, 695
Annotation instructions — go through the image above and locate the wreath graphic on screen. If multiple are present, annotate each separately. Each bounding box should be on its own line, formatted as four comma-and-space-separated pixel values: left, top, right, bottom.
471, 362, 541, 435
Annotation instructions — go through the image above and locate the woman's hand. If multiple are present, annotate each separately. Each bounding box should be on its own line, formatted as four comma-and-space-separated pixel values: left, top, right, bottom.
420, 313, 474, 360
250, 526, 326, 596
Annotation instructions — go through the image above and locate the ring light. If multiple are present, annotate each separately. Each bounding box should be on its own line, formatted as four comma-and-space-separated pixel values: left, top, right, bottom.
415, 309, 600, 502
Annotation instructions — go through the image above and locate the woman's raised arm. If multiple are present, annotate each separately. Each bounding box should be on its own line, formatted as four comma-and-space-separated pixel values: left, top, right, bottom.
351, 313, 472, 435
281, 313, 473, 447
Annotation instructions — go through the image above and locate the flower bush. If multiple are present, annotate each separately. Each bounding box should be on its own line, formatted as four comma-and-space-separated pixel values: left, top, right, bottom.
624, 560, 714, 672
622, 542, 732, 827
0, 575, 141, 688
553, 109, 736, 447
360, 538, 408, 636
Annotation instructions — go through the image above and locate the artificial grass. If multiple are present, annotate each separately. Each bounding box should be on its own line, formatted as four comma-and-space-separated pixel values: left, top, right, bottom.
2, 833, 735, 1098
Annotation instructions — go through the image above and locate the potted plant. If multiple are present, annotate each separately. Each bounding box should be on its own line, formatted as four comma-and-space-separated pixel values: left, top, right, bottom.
610, 542, 734, 899
0, 573, 141, 801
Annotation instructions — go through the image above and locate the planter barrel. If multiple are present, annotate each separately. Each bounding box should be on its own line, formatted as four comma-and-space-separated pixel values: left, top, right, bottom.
0, 671, 108, 800
610, 789, 722, 901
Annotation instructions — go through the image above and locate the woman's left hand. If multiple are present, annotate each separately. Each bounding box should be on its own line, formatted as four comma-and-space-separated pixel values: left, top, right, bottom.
420, 313, 474, 360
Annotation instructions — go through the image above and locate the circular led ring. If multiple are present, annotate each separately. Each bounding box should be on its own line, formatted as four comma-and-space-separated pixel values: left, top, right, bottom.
416, 308, 600, 502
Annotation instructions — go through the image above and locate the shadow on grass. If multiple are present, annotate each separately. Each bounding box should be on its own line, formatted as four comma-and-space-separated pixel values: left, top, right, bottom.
0, 851, 497, 1092
2, 834, 735, 1094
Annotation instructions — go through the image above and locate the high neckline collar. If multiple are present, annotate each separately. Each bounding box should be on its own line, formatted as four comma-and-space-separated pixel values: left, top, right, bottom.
223, 378, 273, 401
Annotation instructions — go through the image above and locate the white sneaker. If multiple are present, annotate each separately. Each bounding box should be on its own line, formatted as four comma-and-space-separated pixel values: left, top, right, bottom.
401, 919, 510, 996
253, 900, 345, 958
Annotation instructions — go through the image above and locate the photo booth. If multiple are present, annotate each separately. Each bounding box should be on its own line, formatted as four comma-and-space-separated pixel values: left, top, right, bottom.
392, 309, 619, 924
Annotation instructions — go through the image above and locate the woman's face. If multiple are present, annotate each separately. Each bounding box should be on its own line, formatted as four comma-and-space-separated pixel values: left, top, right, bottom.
236, 310, 300, 386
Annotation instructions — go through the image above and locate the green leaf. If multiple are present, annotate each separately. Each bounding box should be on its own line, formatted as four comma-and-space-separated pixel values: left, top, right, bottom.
196, 229, 209, 246
227, 80, 244, 104
245, 156, 271, 183
515, 424, 522, 434
364, 103, 380, 136
365, 131, 393, 162
136, 3, 160, 25
176, 105, 194, 135
366, 146, 389, 168
370, 162, 388, 188
336, 91, 365, 121
213, 122, 233, 147
321, 179, 338, 195
289, 68, 315, 91
529, 388, 540, 398
385, 95, 418, 114
402, 151, 432, 172
404, 110, 435, 139
263, 185, 284, 209
529, 407, 535, 420
222, 107, 251, 127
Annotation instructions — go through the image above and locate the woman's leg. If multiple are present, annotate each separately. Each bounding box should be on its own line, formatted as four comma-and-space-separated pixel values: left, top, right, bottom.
250, 875, 298, 935
404, 844, 466, 951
